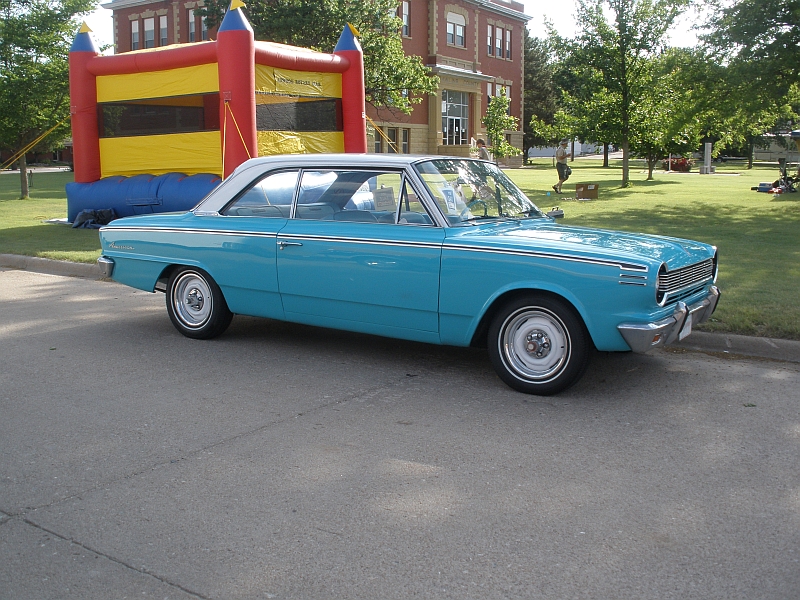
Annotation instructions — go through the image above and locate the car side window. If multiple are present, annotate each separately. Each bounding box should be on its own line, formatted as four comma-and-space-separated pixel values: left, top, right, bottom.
397, 180, 433, 225
294, 170, 432, 225
223, 170, 299, 217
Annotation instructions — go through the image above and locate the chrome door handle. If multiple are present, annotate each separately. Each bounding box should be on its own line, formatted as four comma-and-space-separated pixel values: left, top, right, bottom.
278, 240, 303, 249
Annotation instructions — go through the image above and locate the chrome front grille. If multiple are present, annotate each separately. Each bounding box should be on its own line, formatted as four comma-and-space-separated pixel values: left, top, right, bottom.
658, 258, 714, 303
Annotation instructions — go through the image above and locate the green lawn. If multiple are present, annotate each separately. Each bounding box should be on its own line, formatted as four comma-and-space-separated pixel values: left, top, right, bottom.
1, 161, 798, 340
0, 171, 102, 263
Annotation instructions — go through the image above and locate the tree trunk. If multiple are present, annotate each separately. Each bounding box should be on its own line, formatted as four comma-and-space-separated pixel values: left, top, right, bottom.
570, 139, 575, 162
747, 136, 754, 169
621, 138, 630, 186
603, 142, 609, 167
647, 152, 655, 180
19, 153, 29, 199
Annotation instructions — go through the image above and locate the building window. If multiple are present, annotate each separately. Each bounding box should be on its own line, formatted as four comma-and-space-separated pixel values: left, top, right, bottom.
387, 128, 398, 154
143, 17, 155, 49
487, 25, 493, 56
442, 90, 469, 145
488, 84, 512, 114
446, 13, 465, 47
374, 128, 382, 153
131, 20, 139, 50
400, 1, 410, 37
505, 29, 512, 59
188, 9, 195, 42
159, 15, 168, 46
495, 26, 503, 58
201, 15, 208, 40
401, 128, 410, 154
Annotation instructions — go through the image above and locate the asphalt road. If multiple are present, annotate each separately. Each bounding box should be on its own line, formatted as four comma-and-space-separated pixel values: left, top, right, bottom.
1, 268, 798, 600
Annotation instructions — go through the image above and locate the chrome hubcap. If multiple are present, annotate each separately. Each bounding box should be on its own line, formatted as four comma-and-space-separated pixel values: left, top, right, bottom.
501, 308, 570, 383
525, 330, 551, 358
172, 272, 212, 329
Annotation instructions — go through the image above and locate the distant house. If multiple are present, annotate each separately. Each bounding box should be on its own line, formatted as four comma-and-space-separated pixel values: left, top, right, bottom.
753, 133, 800, 162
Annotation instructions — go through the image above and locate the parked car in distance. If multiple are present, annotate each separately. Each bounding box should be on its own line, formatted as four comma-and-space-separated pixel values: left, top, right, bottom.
98, 155, 719, 395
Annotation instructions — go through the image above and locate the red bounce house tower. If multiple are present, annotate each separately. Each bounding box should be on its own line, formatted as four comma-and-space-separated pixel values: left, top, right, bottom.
67, 1, 366, 221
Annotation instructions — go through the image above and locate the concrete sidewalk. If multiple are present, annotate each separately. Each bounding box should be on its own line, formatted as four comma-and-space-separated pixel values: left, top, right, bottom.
3, 252, 799, 365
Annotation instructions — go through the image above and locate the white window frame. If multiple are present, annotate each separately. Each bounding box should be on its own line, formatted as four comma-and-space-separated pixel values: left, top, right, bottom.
131, 20, 139, 50
446, 13, 466, 47
159, 15, 168, 46
143, 17, 155, 49
401, 1, 410, 37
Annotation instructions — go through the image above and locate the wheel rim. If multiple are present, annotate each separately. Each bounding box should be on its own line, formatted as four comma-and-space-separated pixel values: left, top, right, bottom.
172, 271, 213, 329
499, 307, 570, 383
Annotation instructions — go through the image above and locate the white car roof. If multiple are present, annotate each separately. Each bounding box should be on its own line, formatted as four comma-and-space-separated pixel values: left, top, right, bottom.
193, 154, 479, 214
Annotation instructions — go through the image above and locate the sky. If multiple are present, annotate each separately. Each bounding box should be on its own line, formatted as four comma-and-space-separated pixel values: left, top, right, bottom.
82, 0, 702, 54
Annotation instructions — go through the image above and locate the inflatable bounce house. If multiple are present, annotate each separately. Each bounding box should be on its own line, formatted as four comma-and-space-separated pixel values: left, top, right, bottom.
66, 0, 367, 222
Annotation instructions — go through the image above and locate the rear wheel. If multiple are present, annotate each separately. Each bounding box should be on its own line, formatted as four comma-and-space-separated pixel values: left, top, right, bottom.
488, 295, 591, 395
166, 267, 232, 339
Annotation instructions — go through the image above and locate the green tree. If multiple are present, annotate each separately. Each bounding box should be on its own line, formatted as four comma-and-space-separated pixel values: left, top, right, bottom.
198, 0, 438, 113
566, 0, 688, 185
522, 30, 558, 153
666, 47, 797, 168
483, 88, 521, 163
0, 0, 93, 198
702, 0, 800, 99
700, 0, 800, 165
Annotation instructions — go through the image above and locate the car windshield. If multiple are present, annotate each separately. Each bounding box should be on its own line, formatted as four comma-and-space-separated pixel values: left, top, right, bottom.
414, 158, 544, 225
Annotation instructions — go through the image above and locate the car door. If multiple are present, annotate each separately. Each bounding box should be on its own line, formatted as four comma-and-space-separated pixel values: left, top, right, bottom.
276, 168, 444, 343
198, 169, 298, 319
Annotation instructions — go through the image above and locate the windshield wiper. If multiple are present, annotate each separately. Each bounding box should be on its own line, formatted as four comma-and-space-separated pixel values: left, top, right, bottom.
457, 215, 500, 224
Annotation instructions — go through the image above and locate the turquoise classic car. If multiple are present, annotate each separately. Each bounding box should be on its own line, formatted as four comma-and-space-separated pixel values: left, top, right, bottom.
98, 155, 719, 395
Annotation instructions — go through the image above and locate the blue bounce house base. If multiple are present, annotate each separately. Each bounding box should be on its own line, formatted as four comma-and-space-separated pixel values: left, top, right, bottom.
66, 173, 222, 223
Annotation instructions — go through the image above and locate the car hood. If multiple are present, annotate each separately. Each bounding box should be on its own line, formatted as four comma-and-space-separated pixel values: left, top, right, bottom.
448, 219, 715, 269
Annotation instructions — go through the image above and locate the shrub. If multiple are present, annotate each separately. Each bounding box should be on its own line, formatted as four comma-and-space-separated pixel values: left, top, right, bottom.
662, 157, 694, 172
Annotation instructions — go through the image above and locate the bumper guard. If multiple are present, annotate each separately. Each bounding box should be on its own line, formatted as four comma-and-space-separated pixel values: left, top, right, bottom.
97, 256, 115, 278
618, 286, 720, 353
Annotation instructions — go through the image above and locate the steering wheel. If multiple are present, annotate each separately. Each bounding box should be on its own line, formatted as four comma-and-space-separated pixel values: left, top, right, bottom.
461, 199, 488, 219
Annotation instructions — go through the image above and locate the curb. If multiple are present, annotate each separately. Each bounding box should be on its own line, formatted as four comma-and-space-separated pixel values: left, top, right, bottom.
0, 253, 102, 279
2, 254, 800, 365
673, 331, 800, 364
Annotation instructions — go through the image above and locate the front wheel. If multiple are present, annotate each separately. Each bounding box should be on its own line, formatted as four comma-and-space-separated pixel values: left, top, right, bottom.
488, 295, 591, 395
166, 267, 232, 339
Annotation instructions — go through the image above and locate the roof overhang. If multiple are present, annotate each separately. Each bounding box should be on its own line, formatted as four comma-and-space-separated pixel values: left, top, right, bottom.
428, 64, 495, 82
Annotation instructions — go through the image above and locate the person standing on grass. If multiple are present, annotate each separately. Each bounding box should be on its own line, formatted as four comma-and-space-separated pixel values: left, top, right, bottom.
553, 138, 571, 194
476, 139, 491, 161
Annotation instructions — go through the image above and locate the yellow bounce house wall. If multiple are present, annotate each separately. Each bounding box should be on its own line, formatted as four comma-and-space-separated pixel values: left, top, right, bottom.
97, 63, 223, 177
99, 132, 223, 178
94, 61, 344, 178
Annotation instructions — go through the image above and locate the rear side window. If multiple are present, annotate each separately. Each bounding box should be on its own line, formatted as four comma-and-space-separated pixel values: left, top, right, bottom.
223, 170, 299, 217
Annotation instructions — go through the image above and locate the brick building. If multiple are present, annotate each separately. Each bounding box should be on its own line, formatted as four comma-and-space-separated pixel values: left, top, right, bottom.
370, 0, 529, 163
101, 0, 217, 49
101, 0, 529, 162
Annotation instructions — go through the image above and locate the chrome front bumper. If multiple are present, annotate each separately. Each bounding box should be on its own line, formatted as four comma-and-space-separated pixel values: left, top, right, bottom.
618, 286, 720, 353
97, 256, 115, 278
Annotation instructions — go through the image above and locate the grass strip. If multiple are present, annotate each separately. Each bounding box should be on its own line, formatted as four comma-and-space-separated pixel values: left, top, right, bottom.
1, 162, 798, 339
